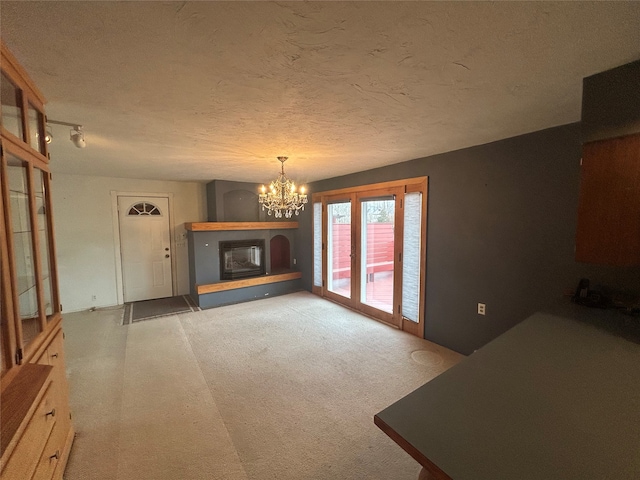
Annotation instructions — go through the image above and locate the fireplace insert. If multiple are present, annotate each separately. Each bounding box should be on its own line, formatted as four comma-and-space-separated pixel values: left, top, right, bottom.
219, 239, 266, 280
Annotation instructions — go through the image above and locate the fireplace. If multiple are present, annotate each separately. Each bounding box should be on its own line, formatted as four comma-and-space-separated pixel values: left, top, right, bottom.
219, 239, 266, 280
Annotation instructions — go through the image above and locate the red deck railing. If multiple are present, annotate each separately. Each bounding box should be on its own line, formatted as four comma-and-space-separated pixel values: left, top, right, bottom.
331, 223, 394, 279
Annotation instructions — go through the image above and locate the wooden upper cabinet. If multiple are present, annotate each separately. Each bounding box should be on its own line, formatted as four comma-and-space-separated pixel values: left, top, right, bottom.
0, 42, 48, 161
1, 41, 74, 480
1, 41, 59, 372
575, 132, 640, 266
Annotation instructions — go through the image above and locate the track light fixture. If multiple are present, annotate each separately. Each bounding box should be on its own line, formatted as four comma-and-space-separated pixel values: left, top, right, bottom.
47, 119, 86, 148
45, 126, 53, 144
70, 126, 86, 149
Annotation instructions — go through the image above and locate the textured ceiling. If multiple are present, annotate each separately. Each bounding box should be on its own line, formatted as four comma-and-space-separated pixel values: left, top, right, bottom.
1, 2, 639, 184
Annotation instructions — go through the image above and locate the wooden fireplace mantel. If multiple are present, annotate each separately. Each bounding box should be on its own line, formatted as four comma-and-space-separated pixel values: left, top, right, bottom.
197, 271, 302, 294
185, 221, 298, 231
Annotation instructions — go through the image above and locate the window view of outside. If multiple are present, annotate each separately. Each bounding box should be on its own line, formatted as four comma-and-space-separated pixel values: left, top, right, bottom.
327, 202, 351, 298
361, 199, 395, 313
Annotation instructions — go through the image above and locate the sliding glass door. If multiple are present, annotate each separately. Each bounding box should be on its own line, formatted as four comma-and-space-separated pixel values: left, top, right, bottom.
313, 178, 428, 337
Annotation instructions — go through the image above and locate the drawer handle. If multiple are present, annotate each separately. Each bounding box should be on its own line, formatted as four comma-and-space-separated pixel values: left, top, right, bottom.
51, 353, 59, 358
49, 450, 60, 461
45, 408, 56, 417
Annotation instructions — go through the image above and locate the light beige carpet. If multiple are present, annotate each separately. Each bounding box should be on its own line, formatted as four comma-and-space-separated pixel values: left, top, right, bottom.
62, 291, 463, 480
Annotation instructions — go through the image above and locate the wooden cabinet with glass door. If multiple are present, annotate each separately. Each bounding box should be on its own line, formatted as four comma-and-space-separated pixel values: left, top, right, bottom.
0, 41, 74, 479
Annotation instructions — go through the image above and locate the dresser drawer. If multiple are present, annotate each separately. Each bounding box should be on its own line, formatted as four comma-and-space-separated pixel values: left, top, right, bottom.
6, 330, 74, 480
31, 424, 62, 480
32, 398, 71, 480
1, 382, 57, 480
45, 331, 71, 440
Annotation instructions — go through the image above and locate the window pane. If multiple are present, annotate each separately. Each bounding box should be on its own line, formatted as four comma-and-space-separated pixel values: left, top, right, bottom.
28, 103, 45, 154
0, 168, 7, 373
327, 201, 351, 299
1, 72, 24, 140
361, 198, 394, 313
313, 202, 322, 287
34, 169, 55, 317
402, 192, 422, 322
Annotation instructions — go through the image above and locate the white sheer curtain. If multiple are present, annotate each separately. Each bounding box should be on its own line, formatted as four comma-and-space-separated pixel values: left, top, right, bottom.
402, 192, 422, 322
313, 202, 322, 287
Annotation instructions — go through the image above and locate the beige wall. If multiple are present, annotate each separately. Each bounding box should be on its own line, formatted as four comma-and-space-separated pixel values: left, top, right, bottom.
51, 173, 206, 313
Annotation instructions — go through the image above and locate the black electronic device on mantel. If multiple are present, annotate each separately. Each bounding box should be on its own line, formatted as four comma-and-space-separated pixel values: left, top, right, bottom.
572, 278, 611, 309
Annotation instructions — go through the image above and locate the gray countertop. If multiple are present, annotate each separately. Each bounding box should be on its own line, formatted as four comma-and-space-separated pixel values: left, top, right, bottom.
375, 305, 640, 479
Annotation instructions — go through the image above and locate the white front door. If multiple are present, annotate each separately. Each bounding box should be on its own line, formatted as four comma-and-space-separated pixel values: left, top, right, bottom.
118, 196, 173, 302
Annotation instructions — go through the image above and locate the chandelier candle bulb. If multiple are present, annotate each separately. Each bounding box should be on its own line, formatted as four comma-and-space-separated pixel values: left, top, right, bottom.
258, 156, 308, 219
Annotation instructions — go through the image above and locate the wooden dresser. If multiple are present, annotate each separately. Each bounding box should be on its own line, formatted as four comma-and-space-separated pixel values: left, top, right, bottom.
0, 41, 75, 479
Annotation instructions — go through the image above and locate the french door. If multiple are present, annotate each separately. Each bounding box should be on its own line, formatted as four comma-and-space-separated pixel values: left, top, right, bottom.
313, 178, 427, 337
324, 195, 354, 304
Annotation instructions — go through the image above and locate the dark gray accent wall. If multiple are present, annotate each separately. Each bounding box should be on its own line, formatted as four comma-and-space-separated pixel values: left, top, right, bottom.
197, 280, 302, 309
297, 123, 640, 355
206, 179, 266, 222
223, 190, 259, 222
581, 59, 640, 142
205, 179, 297, 223
189, 229, 296, 285
188, 227, 299, 308
205, 181, 218, 221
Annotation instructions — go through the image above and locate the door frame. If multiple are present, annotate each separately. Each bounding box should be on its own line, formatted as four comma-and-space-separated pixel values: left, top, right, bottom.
322, 192, 356, 308
110, 191, 176, 305
312, 177, 428, 338
355, 186, 404, 327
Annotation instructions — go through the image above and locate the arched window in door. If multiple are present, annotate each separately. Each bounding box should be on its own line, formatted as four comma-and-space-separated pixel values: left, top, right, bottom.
128, 202, 162, 216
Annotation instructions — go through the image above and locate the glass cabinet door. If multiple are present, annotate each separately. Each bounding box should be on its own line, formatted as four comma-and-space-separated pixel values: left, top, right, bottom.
0, 282, 5, 372
0, 169, 12, 373
2, 42, 58, 368
1, 71, 25, 140
34, 168, 55, 319
27, 103, 46, 155
6, 152, 43, 348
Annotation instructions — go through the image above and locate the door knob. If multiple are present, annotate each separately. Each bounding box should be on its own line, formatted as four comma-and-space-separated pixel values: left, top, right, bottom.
165, 254, 170, 258
165, 247, 169, 251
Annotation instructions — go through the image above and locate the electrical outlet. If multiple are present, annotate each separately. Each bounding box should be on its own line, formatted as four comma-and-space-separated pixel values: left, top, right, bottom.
477, 303, 486, 315
91, 295, 97, 301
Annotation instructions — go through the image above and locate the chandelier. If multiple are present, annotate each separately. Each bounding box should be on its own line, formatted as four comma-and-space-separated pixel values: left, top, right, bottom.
259, 156, 308, 218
